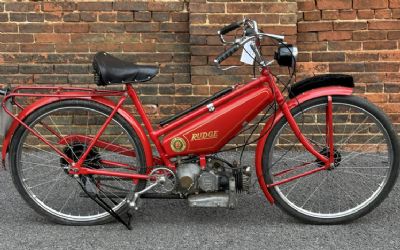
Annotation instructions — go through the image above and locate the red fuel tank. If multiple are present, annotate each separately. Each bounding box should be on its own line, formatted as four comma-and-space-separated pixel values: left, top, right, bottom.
162, 86, 273, 156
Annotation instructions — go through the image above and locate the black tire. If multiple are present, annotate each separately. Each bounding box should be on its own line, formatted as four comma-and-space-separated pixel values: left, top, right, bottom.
9, 99, 147, 226
262, 95, 399, 224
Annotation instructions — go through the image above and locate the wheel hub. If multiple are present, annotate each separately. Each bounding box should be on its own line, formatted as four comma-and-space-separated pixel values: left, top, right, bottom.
316, 147, 342, 169
60, 143, 101, 173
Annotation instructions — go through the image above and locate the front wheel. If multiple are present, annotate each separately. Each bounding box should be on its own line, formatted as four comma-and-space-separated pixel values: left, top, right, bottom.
262, 95, 399, 224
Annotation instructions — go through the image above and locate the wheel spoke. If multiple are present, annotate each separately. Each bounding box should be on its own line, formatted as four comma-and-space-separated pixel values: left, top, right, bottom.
266, 97, 395, 222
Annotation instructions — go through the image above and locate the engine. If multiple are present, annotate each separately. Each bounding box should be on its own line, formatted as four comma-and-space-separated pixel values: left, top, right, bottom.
176, 158, 251, 195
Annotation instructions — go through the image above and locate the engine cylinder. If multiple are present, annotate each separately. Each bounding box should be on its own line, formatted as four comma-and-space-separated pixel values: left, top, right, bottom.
176, 163, 200, 190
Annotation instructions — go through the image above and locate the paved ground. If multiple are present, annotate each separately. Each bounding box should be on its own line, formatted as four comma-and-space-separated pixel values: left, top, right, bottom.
0, 152, 400, 250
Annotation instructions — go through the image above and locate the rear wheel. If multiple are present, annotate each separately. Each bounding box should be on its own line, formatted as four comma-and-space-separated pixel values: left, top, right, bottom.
262, 95, 399, 224
9, 100, 147, 225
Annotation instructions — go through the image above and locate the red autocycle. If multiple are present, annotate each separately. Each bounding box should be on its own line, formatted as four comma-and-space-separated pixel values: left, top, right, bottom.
1, 19, 398, 229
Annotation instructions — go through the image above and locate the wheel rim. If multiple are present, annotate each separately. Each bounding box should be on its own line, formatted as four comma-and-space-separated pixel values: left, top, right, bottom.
268, 100, 393, 219
15, 105, 143, 222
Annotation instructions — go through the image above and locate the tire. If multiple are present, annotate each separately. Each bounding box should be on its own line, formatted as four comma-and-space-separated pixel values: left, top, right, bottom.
262, 95, 399, 224
9, 99, 147, 226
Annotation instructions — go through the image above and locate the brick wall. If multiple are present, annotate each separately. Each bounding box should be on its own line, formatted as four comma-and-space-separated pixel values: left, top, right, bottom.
297, 0, 400, 129
0, 0, 400, 139
0, 1, 190, 121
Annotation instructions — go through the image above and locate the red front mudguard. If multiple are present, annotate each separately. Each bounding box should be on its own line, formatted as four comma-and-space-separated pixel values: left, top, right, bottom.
255, 86, 354, 204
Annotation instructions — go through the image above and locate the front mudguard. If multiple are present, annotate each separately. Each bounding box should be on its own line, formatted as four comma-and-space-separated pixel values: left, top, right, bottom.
255, 86, 354, 204
2, 95, 154, 167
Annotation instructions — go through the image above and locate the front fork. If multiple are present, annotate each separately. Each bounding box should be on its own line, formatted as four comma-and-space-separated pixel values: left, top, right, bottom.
266, 79, 334, 188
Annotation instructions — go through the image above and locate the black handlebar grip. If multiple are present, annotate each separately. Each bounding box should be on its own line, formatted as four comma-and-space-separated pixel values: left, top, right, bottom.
214, 43, 241, 65
218, 21, 243, 35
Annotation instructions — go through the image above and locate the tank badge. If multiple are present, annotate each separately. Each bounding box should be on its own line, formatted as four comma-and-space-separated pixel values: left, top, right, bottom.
170, 137, 187, 152
191, 131, 219, 141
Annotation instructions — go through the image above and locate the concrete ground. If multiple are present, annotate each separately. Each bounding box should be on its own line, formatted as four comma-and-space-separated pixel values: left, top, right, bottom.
0, 152, 399, 250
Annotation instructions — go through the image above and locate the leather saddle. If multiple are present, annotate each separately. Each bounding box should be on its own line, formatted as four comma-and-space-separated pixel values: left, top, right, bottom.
93, 52, 159, 86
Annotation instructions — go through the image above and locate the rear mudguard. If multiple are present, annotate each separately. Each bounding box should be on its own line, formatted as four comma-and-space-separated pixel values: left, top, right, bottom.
2, 95, 154, 167
255, 86, 354, 204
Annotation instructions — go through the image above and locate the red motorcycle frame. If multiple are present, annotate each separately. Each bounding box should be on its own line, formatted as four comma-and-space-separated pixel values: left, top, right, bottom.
1, 67, 353, 204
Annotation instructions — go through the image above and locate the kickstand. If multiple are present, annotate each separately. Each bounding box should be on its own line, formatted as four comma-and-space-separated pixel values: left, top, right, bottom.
76, 178, 132, 230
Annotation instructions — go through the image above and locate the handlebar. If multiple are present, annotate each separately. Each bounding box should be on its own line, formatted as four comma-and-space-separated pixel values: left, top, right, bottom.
218, 21, 244, 35
214, 19, 288, 68
214, 43, 241, 65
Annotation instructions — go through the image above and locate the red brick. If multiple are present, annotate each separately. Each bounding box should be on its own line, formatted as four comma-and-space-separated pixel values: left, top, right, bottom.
71, 33, 105, 43
35, 34, 70, 43
0, 44, 19, 52
0, 34, 33, 43
297, 33, 318, 42
122, 43, 156, 52
113, 2, 148, 11
42, 2, 75, 12
20, 44, 55, 53
20, 23, 53, 33
298, 22, 333, 32
298, 42, 328, 51
390, 0, 400, 8
298, 1, 316, 11
160, 22, 189, 33
208, 14, 243, 24
27, 13, 44, 22
354, 0, 388, 9
365, 62, 400, 72
99, 13, 117, 22
171, 13, 189, 22
77, 2, 112, 11
328, 41, 362, 51
56, 43, 89, 53
329, 63, 365, 72
357, 10, 375, 19
227, 3, 262, 13
353, 30, 387, 40
393, 9, 400, 18
116, 12, 133, 22
388, 31, 400, 39
312, 52, 345, 62
90, 23, 125, 33
125, 23, 159, 33
304, 11, 321, 21
339, 10, 357, 20
296, 62, 329, 73
189, 3, 225, 13
280, 14, 297, 24
322, 10, 339, 20
148, 2, 184, 11
316, 0, 352, 10
5, 2, 40, 12
368, 20, 400, 29
0, 24, 17, 32
263, 3, 297, 13
90, 43, 122, 53
44, 12, 63, 22
63, 13, 80, 22
375, 9, 392, 19
363, 41, 397, 50
54, 24, 89, 33
334, 21, 367, 30
135, 12, 151, 22
346, 52, 379, 61
318, 31, 352, 41
379, 51, 400, 61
